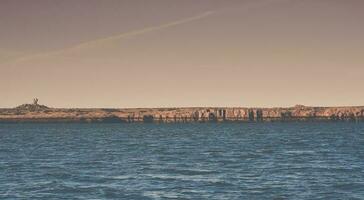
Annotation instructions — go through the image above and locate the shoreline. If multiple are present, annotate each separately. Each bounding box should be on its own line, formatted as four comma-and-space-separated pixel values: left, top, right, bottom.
1, 104, 363, 123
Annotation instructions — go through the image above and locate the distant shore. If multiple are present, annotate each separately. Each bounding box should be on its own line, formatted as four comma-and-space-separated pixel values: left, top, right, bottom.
1, 102, 363, 123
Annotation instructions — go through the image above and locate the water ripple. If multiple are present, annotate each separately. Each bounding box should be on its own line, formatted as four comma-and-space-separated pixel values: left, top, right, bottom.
1, 122, 364, 199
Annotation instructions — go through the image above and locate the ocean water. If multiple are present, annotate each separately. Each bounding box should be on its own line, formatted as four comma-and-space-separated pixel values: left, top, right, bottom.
0, 122, 364, 200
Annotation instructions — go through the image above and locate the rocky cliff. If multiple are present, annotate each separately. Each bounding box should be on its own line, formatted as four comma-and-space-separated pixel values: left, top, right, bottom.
0, 104, 363, 123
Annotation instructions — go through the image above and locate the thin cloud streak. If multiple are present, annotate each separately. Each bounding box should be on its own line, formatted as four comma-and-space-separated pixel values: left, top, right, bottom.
8, 0, 289, 64
10, 11, 215, 63
71, 11, 215, 50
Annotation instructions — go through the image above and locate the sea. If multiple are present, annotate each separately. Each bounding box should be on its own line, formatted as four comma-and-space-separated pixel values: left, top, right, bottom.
0, 122, 364, 199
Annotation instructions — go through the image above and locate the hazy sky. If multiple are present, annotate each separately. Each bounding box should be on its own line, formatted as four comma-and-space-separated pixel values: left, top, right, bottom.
1, 0, 363, 108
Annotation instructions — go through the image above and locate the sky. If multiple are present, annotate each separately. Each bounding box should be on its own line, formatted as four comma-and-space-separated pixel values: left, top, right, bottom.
1, 0, 363, 108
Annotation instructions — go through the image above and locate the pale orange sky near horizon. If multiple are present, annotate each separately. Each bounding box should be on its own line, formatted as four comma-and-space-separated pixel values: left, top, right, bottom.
1, 0, 363, 108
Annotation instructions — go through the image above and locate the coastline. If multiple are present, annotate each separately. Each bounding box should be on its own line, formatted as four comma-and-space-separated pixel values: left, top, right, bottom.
1, 104, 363, 123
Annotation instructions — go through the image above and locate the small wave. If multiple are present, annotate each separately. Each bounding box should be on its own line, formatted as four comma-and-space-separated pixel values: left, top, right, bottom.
284, 150, 315, 154
143, 191, 182, 199
109, 175, 133, 180
144, 173, 229, 185
162, 168, 217, 176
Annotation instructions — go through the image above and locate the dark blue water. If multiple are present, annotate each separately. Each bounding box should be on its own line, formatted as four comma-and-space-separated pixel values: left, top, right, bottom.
1, 122, 364, 199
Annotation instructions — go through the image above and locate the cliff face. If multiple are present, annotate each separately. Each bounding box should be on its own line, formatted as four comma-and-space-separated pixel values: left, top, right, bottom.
0, 105, 363, 123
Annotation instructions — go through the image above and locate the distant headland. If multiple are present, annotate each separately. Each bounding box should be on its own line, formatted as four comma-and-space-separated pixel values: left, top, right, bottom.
0, 99, 363, 123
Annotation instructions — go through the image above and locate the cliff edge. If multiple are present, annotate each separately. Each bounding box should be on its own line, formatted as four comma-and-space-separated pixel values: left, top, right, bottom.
0, 100, 363, 123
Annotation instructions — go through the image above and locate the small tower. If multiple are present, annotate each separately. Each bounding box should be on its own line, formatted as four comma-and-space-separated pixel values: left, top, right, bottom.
33, 98, 39, 105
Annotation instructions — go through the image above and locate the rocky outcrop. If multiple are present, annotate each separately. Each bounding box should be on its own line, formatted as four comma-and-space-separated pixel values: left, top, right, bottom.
0, 103, 363, 123
14, 98, 49, 111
